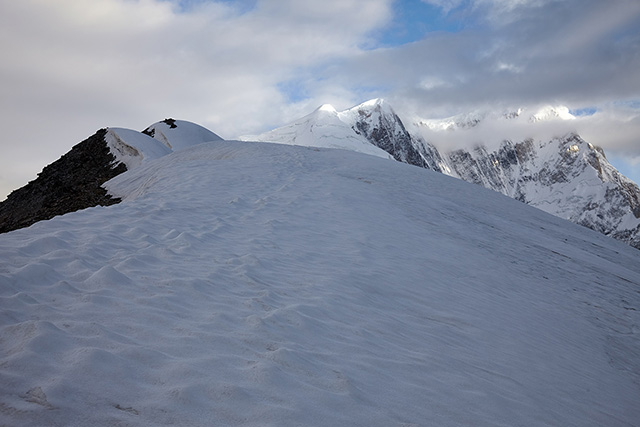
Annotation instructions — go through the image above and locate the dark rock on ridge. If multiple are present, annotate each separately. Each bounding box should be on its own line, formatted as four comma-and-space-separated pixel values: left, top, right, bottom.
0, 129, 126, 234
142, 118, 177, 138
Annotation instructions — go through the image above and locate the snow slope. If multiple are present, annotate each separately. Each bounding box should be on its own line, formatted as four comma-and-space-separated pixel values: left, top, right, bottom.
1, 140, 639, 426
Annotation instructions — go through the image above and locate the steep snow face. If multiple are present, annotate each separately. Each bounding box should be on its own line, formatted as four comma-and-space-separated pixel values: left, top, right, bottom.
240, 104, 392, 159
1, 140, 639, 426
142, 118, 223, 151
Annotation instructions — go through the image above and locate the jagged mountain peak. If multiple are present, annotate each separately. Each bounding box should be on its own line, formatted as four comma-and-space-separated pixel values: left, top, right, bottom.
1, 103, 637, 250
338, 98, 398, 124
314, 103, 338, 114
530, 105, 576, 122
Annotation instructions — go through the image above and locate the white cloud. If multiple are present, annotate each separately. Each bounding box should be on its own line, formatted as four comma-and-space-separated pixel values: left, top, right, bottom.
0, 0, 392, 199
1, 0, 639, 199
420, 0, 465, 14
574, 106, 640, 155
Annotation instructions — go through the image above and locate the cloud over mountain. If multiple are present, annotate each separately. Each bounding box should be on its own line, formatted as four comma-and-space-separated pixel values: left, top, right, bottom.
1, 0, 638, 199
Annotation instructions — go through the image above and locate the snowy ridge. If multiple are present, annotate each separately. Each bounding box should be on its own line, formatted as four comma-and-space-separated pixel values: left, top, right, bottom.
142, 118, 223, 151
1, 139, 639, 426
106, 119, 223, 170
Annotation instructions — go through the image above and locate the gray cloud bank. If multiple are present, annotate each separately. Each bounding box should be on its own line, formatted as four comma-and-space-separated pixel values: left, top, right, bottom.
1, 0, 639, 199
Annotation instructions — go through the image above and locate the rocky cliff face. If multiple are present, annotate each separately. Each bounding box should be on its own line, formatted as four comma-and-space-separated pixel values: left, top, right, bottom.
343, 99, 427, 168
411, 133, 640, 248
0, 129, 126, 233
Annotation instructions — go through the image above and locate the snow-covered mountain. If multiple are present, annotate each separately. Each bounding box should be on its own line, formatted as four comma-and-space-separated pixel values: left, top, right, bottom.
240, 103, 392, 159
0, 119, 221, 233
249, 100, 640, 249
1, 136, 639, 426
415, 133, 640, 249
415, 105, 574, 131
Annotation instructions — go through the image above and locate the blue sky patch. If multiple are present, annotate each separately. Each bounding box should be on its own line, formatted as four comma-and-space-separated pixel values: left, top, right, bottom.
569, 107, 597, 117
375, 0, 469, 47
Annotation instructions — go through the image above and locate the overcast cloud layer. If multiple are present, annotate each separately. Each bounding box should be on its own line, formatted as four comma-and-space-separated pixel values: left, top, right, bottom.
1, 0, 639, 199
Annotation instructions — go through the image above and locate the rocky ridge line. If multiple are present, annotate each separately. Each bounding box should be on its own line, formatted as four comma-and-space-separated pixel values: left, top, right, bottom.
0, 129, 126, 233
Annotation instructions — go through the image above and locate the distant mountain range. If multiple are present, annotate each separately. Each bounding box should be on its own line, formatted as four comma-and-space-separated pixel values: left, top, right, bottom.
244, 99, 640, 249
1, 101, 639, 249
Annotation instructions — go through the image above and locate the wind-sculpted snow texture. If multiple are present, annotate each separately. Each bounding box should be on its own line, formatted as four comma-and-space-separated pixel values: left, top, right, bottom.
1, 140, 639, 426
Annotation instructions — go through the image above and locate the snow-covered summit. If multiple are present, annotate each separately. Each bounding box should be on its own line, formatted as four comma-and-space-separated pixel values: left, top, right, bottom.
239, 102, 392, 159
315, 103, 338, 114
142, 118, 223, 151
337, 98, 395, 126
530, 105, 576, 122
106, 119, 223, 170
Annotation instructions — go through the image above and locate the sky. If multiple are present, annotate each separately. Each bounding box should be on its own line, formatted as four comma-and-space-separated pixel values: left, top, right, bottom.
1, 0, 639, 199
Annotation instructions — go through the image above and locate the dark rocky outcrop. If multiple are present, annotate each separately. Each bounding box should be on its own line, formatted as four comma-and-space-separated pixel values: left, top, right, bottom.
351, 103, 427, 168
142, 118, 177, 138
0, 129, 126, 234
